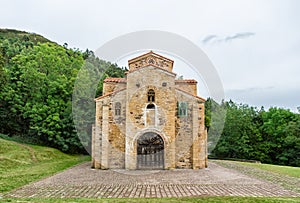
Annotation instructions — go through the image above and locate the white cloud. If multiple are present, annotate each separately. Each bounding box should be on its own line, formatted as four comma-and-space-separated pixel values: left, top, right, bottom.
201, 32, 255, 44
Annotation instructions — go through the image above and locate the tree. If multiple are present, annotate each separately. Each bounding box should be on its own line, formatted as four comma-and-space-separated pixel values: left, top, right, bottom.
282, 117, 300, 166
0, 29, 127, 153
72, 54, 127, 153
2, 43, 84, 152
212, 101, 260, 160
260, 107, 298, 165
205, 98, 226, 154
0, 52, 6, 89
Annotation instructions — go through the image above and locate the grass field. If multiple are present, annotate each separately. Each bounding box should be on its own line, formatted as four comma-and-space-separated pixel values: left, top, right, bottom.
238, 162, 300, 178
0, 135, 90, 193
211, 159, 300, 195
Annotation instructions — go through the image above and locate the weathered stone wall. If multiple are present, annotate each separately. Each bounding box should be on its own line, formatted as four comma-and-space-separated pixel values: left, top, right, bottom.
103, 82, 115, 95
174, 91, 193, 168
175, 81, 197, 95
107, 90, 126, 168
125, 66, 177, 169
196, 101, 207, 168
175, 89, 207, 169
93, 98, 104, 169
103, 81, 126, 95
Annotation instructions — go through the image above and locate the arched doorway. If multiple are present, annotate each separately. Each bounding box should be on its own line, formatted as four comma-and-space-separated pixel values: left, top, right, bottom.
137, 132, 164, 169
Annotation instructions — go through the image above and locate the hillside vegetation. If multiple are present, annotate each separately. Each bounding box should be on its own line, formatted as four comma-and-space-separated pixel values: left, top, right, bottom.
206, 99, 300, 167
0, 28, 51, 44
0, 29, 126, 153
0, 134, 89, 193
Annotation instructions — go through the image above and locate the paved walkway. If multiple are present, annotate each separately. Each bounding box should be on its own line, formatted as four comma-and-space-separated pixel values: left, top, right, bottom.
4, 161, 300, 198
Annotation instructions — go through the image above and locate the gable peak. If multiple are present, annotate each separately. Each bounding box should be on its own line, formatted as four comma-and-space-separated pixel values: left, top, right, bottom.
128, 51, 174, 72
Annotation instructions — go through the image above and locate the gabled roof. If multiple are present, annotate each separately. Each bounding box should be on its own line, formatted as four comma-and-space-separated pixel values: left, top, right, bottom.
104, 78, 126, 83
128, 51, 174, 74
175, 87, 206, 102
175, 79, 198, 84
94, 88, 127, 101
128, 51, 174, 64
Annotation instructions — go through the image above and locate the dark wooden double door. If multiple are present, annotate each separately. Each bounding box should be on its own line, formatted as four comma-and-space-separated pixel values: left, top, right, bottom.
137, 132, 164, 169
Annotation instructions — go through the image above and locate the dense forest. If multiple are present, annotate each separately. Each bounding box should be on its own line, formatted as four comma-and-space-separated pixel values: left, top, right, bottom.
0, 29, 126, 153
206, 99, 300, 167
0, 29, 299, 166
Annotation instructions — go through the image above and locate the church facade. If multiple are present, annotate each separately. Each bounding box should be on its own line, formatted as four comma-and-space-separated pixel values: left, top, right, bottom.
92, 51, 208, 170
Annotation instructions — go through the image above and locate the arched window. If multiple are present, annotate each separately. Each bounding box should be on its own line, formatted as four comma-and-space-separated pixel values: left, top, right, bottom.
115, 102, 121, 116
148, 89, 155, 102
147, 103, 155, 109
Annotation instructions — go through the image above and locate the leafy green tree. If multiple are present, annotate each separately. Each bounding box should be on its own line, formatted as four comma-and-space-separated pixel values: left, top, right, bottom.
0, 29, 127, 153
0, 37, 33, 135
2, 43, 84, 152
72, 52, 127, 153
205, 98, 226, 153
282, 117, 300, 166
212, 103, 300, 167
0, 52, 6, 88
212, 101, 260, 160
259, 107, 298, 165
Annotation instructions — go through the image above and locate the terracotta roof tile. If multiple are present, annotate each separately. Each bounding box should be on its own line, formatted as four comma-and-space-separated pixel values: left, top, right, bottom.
175, 79, 197, 84
103, 78, 126, 83
94, 88, 127, 101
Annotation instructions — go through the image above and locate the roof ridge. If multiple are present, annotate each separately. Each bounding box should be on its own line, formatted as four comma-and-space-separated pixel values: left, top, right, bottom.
104, 78, 127, 83
175, 87, 206, 102
95, 87, 127, 101
175, 79, 198, 83
128, 51, 174, 63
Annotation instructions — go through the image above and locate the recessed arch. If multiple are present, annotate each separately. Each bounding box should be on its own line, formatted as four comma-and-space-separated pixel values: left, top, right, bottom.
137, 132, 164, 169
146, 103, 155, 109
132, 128, 169, 149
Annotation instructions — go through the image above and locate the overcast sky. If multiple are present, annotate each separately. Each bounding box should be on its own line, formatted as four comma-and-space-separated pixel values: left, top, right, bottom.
1, 0, 299, 111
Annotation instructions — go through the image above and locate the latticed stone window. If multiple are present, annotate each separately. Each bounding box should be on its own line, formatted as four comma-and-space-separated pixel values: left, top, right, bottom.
178, 102, 188, 117
115, 102, 121, 116
148, 89, 155, 102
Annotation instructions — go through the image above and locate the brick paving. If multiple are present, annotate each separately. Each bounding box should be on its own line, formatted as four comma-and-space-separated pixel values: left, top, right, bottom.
4, 161, 300, 198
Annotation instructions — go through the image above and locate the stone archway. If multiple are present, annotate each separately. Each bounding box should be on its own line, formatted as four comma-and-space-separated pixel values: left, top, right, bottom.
137, 132, 164, 169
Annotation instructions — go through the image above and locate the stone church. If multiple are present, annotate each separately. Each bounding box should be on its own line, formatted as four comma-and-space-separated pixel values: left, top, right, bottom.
92, 51, 208, 170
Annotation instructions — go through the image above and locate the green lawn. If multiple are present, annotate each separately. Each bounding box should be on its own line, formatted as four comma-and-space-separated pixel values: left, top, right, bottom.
1, 197, 300, 203
0, 136, 90, 193
238, 162, 300, 178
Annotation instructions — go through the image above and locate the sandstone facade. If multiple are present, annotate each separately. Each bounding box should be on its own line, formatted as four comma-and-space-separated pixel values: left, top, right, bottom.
92, 51, 207, 170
